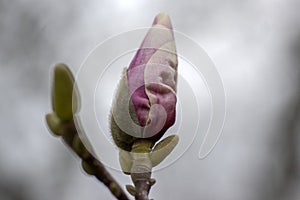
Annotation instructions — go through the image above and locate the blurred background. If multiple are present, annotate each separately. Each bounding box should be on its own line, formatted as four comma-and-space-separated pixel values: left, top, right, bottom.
0, 0, 299, 199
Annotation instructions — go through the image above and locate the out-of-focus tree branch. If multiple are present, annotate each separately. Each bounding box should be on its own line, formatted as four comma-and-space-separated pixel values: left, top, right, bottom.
46, 64, 129, 200
272, 35, 300, 200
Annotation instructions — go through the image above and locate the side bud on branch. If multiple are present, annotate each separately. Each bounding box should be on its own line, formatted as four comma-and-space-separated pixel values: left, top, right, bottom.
45, 64, 130, 200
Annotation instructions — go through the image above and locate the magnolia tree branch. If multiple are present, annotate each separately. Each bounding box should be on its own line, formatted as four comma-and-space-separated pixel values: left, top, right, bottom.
46, 117, 130, 200
47, 117, 129, 200
130, 140, 153, 200
46, 64, 129, 200
66, 121, 129, 200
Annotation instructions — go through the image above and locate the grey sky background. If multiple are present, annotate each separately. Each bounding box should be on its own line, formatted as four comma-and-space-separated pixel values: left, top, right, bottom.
0, 0, 299, 200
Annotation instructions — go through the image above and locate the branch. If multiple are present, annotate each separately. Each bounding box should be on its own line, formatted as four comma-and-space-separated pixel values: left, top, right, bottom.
46, 116, 129, 200
130, 139, 153, 200
46, 63, 129, 200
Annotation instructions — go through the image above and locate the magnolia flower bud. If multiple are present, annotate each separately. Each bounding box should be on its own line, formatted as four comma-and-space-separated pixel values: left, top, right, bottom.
110, 13, 178, 151
46, 64, 79, 136
52, 63, 78, 121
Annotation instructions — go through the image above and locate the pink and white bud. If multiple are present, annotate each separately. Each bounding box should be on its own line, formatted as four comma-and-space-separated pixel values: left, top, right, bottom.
111, 13, 178, 150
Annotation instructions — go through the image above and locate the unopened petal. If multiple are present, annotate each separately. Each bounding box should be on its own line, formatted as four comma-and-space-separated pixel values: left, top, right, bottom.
126, 13, 178, 139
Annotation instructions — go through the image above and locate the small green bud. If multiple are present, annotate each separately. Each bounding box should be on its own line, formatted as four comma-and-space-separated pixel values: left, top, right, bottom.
81, 160, 95, 175
125, 185, 136, 196
45, 113, 64, 136
150, 178, 156, 186
52, 63, 78, 121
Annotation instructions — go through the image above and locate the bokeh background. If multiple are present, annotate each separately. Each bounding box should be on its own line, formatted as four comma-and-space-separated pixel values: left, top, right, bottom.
1, 0, 299, 199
